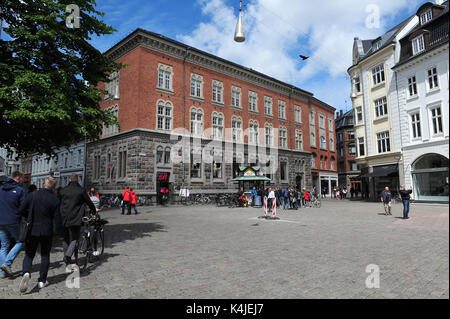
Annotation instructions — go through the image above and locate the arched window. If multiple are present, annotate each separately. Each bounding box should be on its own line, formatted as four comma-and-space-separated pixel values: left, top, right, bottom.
156, 100, 172, 131
212, 112, 224, 140
156, 146, 163, 164
249, 120, 259, 144
164, 147, 171, 164
310, 132, 316, 147
232, 116, 243, 142
265, 123, 274, 146
411, 153, 449, 201
295, 130, 303, 150
190, 107, 203, 136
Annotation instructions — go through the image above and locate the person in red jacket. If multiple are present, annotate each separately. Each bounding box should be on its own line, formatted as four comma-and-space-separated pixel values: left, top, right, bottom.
122, 187, 131, 215
129, 188, 138, 215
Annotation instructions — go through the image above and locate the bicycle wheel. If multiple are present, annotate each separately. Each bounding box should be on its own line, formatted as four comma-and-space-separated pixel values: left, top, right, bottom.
75, 232, 90, 273
316, 200, 321, 208
91, 229, 105, 261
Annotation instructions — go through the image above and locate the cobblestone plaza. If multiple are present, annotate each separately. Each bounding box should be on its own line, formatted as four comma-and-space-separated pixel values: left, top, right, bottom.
0, 200, 448, 299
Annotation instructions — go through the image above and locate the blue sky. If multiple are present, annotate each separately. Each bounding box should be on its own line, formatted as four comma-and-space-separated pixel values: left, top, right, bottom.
3, 0, 426, 112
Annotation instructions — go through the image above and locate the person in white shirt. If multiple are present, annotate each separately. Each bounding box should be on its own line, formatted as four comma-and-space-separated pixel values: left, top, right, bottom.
267, 187, 275, 212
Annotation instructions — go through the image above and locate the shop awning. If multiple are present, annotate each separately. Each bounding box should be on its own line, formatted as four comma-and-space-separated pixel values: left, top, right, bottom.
232, 176, 271, 181
364, 164, 398, 177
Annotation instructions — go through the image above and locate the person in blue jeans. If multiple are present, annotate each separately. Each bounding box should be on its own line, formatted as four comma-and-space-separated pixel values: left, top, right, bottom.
399, 184, 413, 219
0, 171, 27, 278
283, 188, 290, 210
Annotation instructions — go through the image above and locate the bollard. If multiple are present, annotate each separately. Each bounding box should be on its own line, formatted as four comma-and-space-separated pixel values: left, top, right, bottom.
264, 196, 268, 216
272, 198, 277, 217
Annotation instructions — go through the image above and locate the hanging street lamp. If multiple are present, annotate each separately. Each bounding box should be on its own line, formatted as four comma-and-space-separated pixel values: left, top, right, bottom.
234, 0, 245, 42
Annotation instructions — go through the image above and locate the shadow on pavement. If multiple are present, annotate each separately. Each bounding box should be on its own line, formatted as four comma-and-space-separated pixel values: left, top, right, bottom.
103, 222, 166, 249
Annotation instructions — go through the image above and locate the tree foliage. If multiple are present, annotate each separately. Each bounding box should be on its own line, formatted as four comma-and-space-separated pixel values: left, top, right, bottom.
0, 0, 124, 157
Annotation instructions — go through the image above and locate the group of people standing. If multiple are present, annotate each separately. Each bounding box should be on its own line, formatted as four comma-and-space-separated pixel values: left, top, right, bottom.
120, 187, 138, 215
331, 186, 356, 200
248, 186, 317, 210
380, 185, 413, 219
0, 171, 98, 293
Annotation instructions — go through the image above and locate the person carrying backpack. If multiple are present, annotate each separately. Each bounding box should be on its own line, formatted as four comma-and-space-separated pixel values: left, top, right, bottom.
283, 188, 290, 210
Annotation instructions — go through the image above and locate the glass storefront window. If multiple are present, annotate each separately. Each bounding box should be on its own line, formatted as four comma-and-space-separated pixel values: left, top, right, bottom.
412, 154, 449, 201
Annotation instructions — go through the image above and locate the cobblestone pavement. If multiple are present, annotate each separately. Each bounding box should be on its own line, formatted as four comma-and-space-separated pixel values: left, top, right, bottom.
0, 199, 448, 299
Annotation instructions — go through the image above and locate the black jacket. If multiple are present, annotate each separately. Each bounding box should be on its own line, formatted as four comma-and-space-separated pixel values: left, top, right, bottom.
20, 189, 60, 237
399, 189, 412, 200
59, 182, 96, 227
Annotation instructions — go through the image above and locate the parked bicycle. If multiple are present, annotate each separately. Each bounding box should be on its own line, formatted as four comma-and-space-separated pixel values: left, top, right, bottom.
74, 212, 108, 272
311, 195, 322, 208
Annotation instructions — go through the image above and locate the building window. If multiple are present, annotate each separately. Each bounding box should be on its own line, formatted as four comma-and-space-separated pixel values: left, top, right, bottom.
190, 108, 204, 136
349, 145, 356, 156
105, 71, 119, 100
295, 130, 303, 151
265, 124, 274, 146
231, 86, 241, 108
190, 74, 203, 98
427, 67, 439, 90
157, 63, 173, 91
156, 146, 163, 164
329, 137, 334, 151
311, 154, 316, 168
353, 76, 361, 93
310, 110, 315, 124
408, 76, 418, 97
190, 151, 202, 179
420, 9, 432, 25
232, 116, 243, 142
430, 106, 443, 135
348, 130, 355, 140
358, 137, 365, 156
212, 80, 223, 103
328, 118, 333, 132
94, 154, 101, 180
374, 97, 388, 118
264, 96, 272, 115
376, 131, 391, 153
212, 160, 222, 179
249, 120, 259, 144
280, 162, 287, 181
157, 100, 172, 131
279, 127, 287, 148
102, 105, 119, 137
294, 105, 301, 123
249, 91, 258, 112
372, 64, 385, 86
411, 113, 421, 139
319, 114, 325, 129
412, 35, 425, 55
118, 148, 127, 178
212, 112, 224, 140
356, 106, 363, 123
278, 100, 286, 119
310, 132, 316, 147
320, 136, 326, 150
330, 157, 335, 170
164, 147, 171, 164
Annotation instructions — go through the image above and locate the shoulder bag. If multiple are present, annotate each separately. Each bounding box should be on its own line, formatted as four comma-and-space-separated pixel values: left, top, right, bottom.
19, 193, 35, 242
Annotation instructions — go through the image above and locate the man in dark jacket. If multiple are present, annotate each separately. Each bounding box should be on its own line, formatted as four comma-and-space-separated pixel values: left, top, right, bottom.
399, 184, 413, 220
380, 186, 392, 216
59, 174, 96, 265
0, 171, 26, 278
18, 177, 59, 293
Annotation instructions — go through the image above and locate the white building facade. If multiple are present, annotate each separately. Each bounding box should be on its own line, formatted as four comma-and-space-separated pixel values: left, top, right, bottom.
392, 1, 449, 202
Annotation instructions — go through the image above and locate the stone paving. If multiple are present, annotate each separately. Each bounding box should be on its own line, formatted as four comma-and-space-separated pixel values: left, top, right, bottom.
0, 199, 448, 299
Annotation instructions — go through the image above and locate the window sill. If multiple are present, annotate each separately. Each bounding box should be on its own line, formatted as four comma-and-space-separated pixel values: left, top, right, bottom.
156, 88, 175, 95
190, 96, 205, 103
264, 114, 274, 119
249, 110, 259, 115
212, 101, 225, 107
279, 118, 288, 122
406, 94, 419, 102
426, 88, 440, 96
230, 106, 243, 111
373, 116, 388, 124
371, 82, 386, 91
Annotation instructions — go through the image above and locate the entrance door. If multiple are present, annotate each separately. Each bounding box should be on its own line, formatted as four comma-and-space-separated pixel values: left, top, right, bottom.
296, 175, 302, 190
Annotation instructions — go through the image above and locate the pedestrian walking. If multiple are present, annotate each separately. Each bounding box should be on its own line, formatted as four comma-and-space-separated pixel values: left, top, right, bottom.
122, 186, 131, 215
380, 186, 393, 216
18, 177, 59, 293
399, 185, 413, 219
0, 171, 27, 279
59, 174, 97, 266
342, 187, 347, 199
336, 189, 340, 200
283, 188, 290, 210
267, 188, 275, 212
130, 188, 138, 214
293, 188, 299, 209
304, 190, 310, 208
250, 187, 257, 207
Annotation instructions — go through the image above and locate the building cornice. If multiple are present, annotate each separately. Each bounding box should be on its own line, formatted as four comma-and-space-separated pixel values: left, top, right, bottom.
392, 42, 449, 71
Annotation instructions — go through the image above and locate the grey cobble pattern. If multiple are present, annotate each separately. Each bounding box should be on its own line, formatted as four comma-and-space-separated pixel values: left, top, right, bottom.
0, 200, 448, 298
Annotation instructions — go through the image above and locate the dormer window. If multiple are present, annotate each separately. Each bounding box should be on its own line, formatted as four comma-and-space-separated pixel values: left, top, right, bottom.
373, 41, 381, 50
412, 35, 425, 55
420, 9, 432, 25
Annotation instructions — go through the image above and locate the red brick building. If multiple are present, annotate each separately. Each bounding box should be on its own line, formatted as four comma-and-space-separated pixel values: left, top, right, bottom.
86, 28, 336, 203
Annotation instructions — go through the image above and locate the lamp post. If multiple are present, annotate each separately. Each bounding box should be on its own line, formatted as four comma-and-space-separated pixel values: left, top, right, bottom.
234, 0, 245, 42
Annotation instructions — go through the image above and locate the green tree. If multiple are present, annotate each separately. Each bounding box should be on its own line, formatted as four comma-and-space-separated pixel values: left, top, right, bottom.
0, 0, 124, 157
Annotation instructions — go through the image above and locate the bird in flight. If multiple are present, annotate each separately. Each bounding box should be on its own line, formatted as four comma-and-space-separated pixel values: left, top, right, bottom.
299, 55, 309, 60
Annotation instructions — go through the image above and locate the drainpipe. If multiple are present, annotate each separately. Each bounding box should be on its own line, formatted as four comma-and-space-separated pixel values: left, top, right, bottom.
182, 47, 190, 184
394, 70, 405, 193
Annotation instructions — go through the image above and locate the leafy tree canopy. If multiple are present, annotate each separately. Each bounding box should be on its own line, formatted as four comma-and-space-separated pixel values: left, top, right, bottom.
0, 0, 124, 157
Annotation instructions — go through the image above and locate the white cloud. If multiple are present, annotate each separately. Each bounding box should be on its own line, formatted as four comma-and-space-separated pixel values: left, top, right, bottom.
177, 0, 423, 108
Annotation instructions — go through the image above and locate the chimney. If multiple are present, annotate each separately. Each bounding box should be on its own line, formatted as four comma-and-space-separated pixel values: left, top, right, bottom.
340, 110, 343, 117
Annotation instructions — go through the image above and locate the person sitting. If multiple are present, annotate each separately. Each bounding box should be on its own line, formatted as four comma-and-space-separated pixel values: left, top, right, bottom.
238, 193, 248, 207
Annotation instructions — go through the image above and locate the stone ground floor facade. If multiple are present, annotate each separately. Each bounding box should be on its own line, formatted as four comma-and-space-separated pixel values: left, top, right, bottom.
86, 129, 313, 204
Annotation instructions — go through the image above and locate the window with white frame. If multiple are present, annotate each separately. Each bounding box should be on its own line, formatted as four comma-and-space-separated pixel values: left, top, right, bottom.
190, 150, 202, 178
319, 114, 325, 129
320, 136, 326, 149
353, 76, 361, 93
358, 137, 365, 156
212, 160, 222, 179
372, 64, 385, 86
349, 145, 356, 156
249, 120, 259, 144
420, 9, 432, 25
278, 100, 286, 119
103, 105, 119, 137
411, 112, 421, 139
117, 147, 127, 179
94, 154, 101, 180
157, 63, 173, 91
348, 130, 355, 140
231, 116, 243, 142
430, 106, 443, 135
311, 154, 316, 168
376, 131, 391, 153
231, 86, 241, 108
412, 35, 425, 55
374, 96, 388, 118
310, 110, 315, 124
329, 136, 334, 151
249, 91, 258, 112
294, 105, 301, 123
212, 112, 224, 140
156, 100, 172, 131
190, 73, 203, 98
105, 71, 119, 100
427, 67, 439, 90
310, 132, 316, 147
328, 118, 333, 132
356, 106, 363, 123
295, 130, 303, 150
190, 107, 203, 136
212, 80, 223, 103
264, 96, 272, 115
279, 127, 287, 148
265, 124, 274, 146
330, 157, 335, 170
408, 76, 418, 97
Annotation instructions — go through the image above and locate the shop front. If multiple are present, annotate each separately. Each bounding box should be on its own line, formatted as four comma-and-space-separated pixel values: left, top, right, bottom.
319, 174, 338, 197
362, 164, 399, 200
156, 172, 171, 205
411, 153, 449, 202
